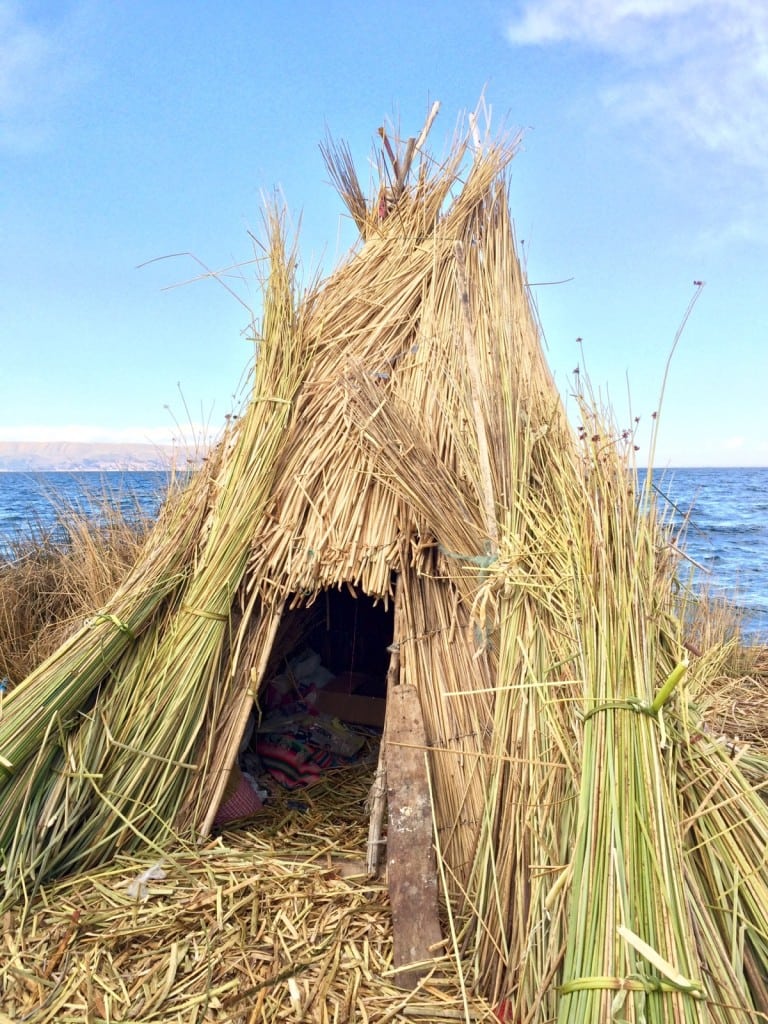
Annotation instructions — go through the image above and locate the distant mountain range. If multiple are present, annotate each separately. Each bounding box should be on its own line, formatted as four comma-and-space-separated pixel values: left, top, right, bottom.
0, 442, 205, 472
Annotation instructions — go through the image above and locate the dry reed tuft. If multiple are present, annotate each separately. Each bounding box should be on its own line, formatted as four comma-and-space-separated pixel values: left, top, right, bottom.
0, 491, 158, 685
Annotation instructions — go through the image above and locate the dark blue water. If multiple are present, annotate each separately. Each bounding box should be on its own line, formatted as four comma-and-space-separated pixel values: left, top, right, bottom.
642, 467, 768, 642
0, 468, 766, 641
0, 471, 173, 557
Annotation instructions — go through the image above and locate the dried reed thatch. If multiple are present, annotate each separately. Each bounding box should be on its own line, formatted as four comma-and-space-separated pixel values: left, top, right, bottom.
2, 103, 768, 1021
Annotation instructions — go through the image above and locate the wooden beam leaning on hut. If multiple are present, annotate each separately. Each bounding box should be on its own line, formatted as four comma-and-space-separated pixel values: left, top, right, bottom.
386, 679, 443, 990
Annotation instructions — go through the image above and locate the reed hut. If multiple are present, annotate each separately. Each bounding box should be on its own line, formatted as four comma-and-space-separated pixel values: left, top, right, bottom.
3, 106, 768, 1021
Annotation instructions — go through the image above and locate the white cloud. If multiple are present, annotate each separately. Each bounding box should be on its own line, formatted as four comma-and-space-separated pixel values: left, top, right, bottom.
0, 4, 51, 109
508, 0, 715, 52
507, 1, 768, 171
0, 1, 98, 151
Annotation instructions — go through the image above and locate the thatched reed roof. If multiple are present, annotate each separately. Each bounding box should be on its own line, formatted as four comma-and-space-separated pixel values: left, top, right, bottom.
241, 123, 563, 603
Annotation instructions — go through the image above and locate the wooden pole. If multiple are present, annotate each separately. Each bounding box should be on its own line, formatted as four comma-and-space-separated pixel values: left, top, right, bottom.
365, 741, 387, 876
366, 575, 403, 875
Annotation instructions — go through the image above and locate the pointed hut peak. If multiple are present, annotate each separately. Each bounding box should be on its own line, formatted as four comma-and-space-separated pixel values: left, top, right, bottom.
320, 99, 521, 240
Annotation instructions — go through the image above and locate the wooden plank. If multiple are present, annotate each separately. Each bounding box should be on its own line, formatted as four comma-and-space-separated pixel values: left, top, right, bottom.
386, 683, 443, 989
313, 690, 386, 726
366, 578, 402, 877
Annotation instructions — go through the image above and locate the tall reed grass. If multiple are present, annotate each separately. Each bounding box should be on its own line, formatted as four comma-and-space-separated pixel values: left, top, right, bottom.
0, 487, 165, 685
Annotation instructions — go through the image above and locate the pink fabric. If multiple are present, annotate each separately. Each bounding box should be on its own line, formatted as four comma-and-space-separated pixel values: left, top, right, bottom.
214, 773, 264, 826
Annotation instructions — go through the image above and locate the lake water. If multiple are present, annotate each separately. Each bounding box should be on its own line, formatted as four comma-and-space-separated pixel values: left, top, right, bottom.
0, 471, 173, 554
0, 467, 766, 641
644, 466, 768, 642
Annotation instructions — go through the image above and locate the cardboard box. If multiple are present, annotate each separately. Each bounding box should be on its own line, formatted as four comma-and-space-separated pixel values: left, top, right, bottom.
314, 690, 386, 728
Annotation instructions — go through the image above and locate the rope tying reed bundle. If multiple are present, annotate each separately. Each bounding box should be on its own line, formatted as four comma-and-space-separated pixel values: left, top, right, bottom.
180, 606, 229, 622
437, 544, 497, 569
581, 661, 689, 723
89, 613, 136, 641
581, 698, 658, 723
560, 974, 705, 998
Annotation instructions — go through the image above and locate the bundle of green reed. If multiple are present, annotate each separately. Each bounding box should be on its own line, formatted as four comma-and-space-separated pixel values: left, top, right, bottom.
0, 450, 220, 892
551, 455, 700, 1023
0, 213, 311, 904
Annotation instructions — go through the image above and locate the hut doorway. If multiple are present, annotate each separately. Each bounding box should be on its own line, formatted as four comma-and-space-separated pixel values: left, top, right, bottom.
229, 587, 393, 810
268, 586, 393, 707
297, 586, 392, 701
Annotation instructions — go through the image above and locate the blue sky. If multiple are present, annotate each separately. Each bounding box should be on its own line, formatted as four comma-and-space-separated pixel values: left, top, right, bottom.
2, 0, 766, 466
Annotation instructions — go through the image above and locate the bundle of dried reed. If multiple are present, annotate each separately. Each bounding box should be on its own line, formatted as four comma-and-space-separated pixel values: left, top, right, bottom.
332, 122, 768, 1018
